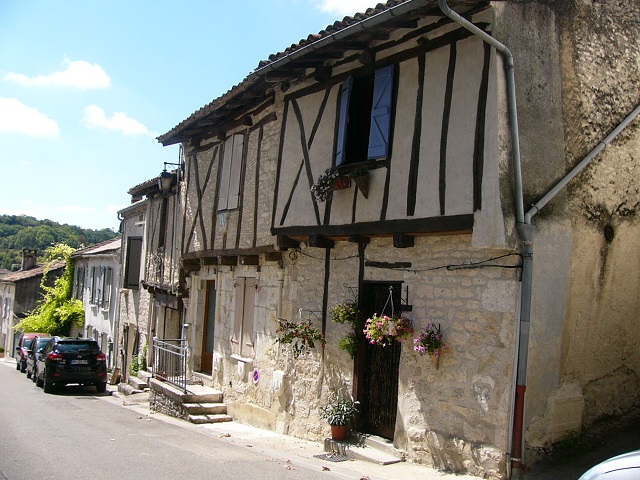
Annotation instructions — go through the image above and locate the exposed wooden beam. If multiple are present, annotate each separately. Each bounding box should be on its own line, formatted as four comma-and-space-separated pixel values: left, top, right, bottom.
239, 255, 259, 266
276, 235, 300, 250
264, 251, 284, 262
181, 258, 200, 271
217, 255, 238, 266
393, 233, 414, 248
313, 65, 332, 82
348, 235, 370, 244
308, 236, 335, 249
365, 261, 412, 269
264, 70, 306, 82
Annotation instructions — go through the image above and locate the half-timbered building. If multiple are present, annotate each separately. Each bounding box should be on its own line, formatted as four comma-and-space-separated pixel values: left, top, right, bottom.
155, 1, 640, 478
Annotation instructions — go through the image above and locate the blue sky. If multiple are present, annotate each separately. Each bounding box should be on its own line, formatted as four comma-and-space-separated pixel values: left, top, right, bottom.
0, 0, 375, 231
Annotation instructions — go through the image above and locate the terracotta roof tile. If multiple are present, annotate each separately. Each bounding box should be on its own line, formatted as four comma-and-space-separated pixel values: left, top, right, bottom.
0, 260, 66, 283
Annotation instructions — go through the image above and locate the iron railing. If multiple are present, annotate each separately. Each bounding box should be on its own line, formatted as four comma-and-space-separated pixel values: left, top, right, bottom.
152, 337, 188, 393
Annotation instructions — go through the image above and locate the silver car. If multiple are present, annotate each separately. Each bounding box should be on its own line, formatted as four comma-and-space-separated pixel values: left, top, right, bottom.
579, 450, 640, 480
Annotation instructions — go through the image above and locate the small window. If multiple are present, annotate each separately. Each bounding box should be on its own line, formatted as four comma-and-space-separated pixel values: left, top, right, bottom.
100, 267, 112, 310
124, 237, 143, 289
336, 64, 395, 166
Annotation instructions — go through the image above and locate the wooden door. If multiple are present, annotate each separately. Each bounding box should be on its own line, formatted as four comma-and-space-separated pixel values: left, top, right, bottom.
358, 281, 402, 439
200, 281, 216, 374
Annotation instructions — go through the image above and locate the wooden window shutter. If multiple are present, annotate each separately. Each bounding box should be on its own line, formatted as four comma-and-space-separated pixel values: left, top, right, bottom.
125, 237, 143, 289
335, 76, 353, 166
90, 266, 96, 304
368, 64, 394, 160
228, 134, 244, 210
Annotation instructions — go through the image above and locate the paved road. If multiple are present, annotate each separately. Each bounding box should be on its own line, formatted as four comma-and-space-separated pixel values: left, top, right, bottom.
0, 360, 349, 480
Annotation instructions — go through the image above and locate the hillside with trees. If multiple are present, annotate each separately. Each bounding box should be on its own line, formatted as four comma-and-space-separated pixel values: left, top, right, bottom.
0, 215, 118, 271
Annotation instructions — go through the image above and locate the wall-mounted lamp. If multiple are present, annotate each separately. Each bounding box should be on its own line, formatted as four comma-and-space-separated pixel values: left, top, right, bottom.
158, 161, 182, 194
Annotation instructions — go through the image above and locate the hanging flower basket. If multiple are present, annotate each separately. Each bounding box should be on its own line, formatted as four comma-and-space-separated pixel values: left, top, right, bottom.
363, 314, 414, 346
413, 323, 447, 368
350, 168, 369, 198
331, 176, 351, 191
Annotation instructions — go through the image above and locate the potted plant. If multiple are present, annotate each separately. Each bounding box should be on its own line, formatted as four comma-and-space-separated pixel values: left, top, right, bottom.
276, 317, 325, 359
363, 313, 414, 346
311, 168, 351, 202
413, 323, 447, 369
330, 302, 364, 358
319, 390, 359, 440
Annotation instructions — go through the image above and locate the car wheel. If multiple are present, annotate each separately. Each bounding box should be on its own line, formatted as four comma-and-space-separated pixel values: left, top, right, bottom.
32, 367, 37, 383
36, 372, 43, 387
16, 361, 20, 371
20, 361, 26, 373
43, 371, 53, 394
26, 369, 32, 379
96, 382, 107, 394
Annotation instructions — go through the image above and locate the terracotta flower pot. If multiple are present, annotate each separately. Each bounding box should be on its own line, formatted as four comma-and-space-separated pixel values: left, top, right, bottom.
330, 425, 349, 441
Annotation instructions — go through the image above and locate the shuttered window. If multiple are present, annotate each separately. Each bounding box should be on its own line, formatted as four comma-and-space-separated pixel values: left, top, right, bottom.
124, 237, 143, 289
218, 133, 245, 211
89, 266, 97, 304
336, 64, 394, 166
231, 277, 255, 357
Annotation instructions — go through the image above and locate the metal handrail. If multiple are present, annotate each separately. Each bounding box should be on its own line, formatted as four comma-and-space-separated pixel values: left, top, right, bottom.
152, 337, 188, 393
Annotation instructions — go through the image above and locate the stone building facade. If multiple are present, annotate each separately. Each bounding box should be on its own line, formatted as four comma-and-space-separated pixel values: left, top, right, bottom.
148, 1, 640, 478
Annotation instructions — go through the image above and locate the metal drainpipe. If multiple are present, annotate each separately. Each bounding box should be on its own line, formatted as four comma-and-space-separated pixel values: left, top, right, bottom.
437, 1, 528, 475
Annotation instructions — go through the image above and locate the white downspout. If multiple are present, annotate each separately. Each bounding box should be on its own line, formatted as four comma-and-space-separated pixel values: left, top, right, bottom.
437, 1, 527, 476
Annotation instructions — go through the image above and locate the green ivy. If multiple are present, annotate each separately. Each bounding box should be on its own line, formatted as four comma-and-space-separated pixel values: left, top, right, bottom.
14, 243, 84, 336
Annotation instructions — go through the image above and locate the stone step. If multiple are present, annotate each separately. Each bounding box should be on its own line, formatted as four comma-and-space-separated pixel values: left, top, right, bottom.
324, 434, 405, 465
183, 402, 228, 416
188, 414, 233, 424
128, 376, 149, 390
118, 383, 144, 396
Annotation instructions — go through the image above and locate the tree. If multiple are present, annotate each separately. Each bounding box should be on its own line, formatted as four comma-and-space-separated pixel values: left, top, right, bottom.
15, 243, 84, 336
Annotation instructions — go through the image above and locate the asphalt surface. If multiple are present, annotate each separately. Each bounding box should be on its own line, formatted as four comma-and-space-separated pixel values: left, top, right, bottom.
3, 353, 639, 480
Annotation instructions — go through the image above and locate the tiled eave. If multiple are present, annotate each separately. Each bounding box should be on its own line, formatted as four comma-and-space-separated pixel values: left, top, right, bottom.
157, 0, 488, 147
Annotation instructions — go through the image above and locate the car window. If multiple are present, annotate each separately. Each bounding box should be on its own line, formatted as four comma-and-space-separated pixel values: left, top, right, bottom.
56, 342, 100, 354
36, 339, 51, 349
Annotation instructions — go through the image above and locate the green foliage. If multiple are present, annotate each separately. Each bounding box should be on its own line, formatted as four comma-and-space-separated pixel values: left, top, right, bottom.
129, 355, 140, 376
276, 317, 325, 358
0, 214, 117, 270
338, 332, 358, 359
140, 343, 148, 372
330, 302, 364, 358
14, 243, 84, 336
319, 389, 359, 426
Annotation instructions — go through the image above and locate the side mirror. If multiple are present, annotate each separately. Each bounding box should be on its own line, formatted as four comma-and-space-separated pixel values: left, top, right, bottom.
15, 346, 20, 352
37, 348, 44, 354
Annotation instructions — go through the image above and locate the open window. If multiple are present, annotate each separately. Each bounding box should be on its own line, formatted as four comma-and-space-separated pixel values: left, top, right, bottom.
336, 64, 395, 166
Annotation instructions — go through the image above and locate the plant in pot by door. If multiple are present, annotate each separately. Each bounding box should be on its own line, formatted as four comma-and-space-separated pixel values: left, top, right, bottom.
319, 390, 359, 441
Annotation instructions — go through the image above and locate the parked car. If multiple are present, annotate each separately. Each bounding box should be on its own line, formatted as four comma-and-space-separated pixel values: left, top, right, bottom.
15, 332, 46, 373
579, 450, 640, 479
26, 335, 51, 380
35, 337, 108, 393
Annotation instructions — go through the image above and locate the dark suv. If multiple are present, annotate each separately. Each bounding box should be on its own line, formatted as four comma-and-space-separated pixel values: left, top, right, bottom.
35, 337, 108, 393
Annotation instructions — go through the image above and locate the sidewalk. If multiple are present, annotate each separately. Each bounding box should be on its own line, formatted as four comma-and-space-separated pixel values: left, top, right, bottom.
103, 381, 480, 480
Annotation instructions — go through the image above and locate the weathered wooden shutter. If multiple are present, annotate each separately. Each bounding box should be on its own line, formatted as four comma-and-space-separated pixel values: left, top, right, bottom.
335, 76, 353, 166
90, 266, 96, 303
232, 277, 256, 356
368, 64, 394, 160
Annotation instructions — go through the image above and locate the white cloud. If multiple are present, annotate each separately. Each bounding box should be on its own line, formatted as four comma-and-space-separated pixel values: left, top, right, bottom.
83, 105, 152, 137
0, 98, 59, 137
315, 0, 376, 16
3, 59, 111, 90
57, 204, 98, 214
